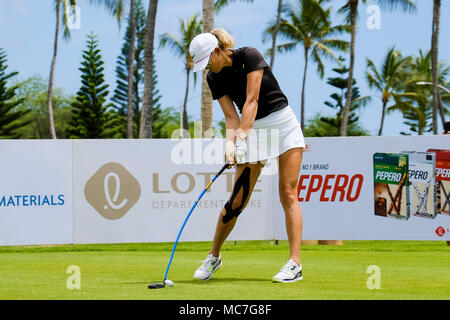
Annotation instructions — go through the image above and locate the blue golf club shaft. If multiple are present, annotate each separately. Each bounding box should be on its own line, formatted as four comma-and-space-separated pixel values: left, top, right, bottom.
163, 164, 229, 281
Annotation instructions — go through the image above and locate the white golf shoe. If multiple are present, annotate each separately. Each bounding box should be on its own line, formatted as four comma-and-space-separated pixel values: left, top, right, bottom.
193, 253, 222, 280
272, 259, 303, 283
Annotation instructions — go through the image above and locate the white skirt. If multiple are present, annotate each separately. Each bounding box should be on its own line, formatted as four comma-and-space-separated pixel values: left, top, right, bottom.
239, 105, 305, 164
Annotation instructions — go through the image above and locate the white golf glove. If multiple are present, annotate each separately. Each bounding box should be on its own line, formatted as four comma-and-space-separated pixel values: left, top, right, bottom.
225, 140, 235, 165
234, 139, 247, 164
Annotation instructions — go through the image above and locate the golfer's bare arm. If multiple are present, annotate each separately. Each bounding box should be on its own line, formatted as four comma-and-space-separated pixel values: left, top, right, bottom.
218, 95, 240, 142
240, 69, 263, 137
218, 69, 263, 140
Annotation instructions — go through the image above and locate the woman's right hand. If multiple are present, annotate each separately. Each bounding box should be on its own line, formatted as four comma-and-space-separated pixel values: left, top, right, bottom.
225, 140, 235, 167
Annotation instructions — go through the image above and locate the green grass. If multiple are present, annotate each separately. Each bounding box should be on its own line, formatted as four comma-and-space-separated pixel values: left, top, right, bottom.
0, 240, 449, 300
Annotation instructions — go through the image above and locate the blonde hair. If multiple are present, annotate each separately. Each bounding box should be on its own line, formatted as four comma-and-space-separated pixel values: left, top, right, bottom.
211, 28, 235, 50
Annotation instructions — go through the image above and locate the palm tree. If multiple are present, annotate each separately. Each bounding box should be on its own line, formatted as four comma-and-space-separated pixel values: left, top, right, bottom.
262, 0, 284, 70
47, 0, 126, 139
388, 50, 449, 135
366, 47, 411, 136
264, 0, 349, 130
389, 93, 432, 135
339, 0, 416, 137
127, 0, 136, 138
94, 0, 157, 139
159, 14, 202, 133
111, 0, 148, 138
200, 0, 215, 138
139, 0, 159, 138
270, 0, 283, 70
47, 0, 76, 139
91, 1, 147, 139
431, 0, 446, 133
197, 0, 254, 137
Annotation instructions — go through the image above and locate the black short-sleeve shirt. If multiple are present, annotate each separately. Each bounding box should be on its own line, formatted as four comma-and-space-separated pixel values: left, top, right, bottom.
207, 47, 288, 120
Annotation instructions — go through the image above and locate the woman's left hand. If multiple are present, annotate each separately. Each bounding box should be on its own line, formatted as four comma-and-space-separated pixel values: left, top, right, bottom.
234, 139, 247, 163
225, 140, 236, 166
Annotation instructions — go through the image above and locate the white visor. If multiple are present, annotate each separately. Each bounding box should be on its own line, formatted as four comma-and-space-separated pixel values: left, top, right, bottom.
189, 33, 219, 72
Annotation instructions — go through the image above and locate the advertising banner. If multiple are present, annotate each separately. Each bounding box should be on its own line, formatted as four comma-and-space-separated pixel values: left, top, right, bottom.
0, 140, 73, 245
273, 135, 450, 241
73, 139, 275, 244
1, 136, 449, 246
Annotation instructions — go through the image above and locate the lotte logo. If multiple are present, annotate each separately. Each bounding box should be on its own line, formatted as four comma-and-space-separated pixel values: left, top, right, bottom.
435, 226, 446, 237
85, 163, 141, 220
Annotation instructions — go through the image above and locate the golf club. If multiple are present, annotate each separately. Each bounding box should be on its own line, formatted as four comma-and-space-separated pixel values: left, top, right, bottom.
148, 164, 230, 289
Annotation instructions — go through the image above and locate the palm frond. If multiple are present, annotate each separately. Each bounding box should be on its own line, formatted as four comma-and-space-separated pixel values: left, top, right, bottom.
376, 0, 417, 13
337, 2, 357, 24
262, 19, 277, 43
215, 0, 254, 14
311, 41, 341, 64
366, 73, 383, 93
311, 47, 325, 78
87, 0, 125, 24
326, 24, 352, 37
60, 0, 74, 40
366, 58, 384, 87
278, 20, 306, 42
275, 42, 298, 53
319, 38, 349, 52
158, 33, 184, 56
352, 95, 371, 109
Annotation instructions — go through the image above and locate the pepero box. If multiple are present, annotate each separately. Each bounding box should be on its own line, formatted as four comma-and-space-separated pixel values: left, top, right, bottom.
402, 151, 437, 219
427, 149, 450, 216
373, 153, 410, 220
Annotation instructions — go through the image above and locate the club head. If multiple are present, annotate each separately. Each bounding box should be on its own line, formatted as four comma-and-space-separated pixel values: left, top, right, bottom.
148, 282, 165, 289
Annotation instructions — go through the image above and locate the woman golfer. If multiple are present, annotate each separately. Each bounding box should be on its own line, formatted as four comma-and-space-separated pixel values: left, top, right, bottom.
189, 28, 305, 283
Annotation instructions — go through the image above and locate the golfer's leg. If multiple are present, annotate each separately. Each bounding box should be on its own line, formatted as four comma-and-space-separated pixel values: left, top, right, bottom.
210, 162, 265, 257
278, 148, 303, 266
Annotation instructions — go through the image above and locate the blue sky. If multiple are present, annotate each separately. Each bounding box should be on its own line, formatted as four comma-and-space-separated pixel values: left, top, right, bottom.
0, 0, 449, 136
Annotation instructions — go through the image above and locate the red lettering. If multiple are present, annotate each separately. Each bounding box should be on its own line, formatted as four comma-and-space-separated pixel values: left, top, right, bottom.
320, 175, 335, 201
297, 175, 309, 201
347, 174, 364, 202
331, 175, 349, 201
306, 175, 322, 201
297, 174, 364, 202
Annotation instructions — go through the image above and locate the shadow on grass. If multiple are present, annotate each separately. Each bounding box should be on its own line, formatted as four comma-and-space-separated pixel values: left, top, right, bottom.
121, 278, 270, 286
174, 278, 270, 284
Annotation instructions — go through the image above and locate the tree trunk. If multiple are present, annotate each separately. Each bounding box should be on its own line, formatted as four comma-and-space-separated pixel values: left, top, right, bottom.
46, 4, 60, 139
432, 0, 446, 128
139, 0, 158, 139
300, 47, 309, 131
319, 240, 343, 245
431, 0, 440, 134
127, 0, 136, 138
134, 13, 145, 138
134, 62, 141, 137
330, 0, 353, 243
378, 100, 387, 136
301, 240, 318, 245
437, 89, 446, 128
270, 0, 283, 70
183, 68, 190, 134
340, 0, 358, 137
201, 0, 214, 138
